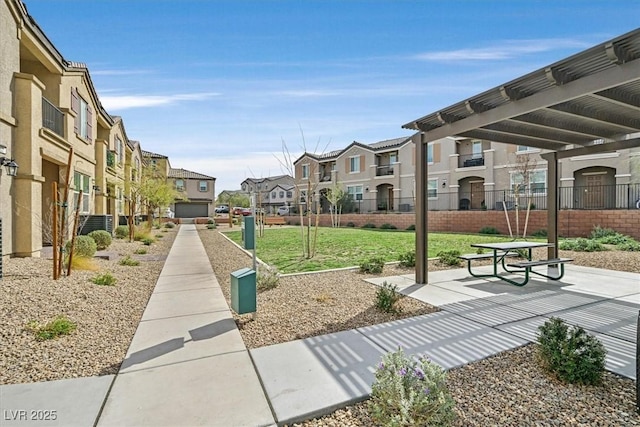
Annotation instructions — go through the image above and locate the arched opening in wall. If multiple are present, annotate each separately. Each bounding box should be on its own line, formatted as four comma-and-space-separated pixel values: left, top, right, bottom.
458, 176, 485, 210
375, 183, 393, 211
573, 166, 616, 209
41, 160, 60, 246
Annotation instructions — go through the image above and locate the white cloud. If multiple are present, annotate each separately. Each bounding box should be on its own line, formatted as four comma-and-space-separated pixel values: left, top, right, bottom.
414, 38, 591, 62
101, 92, 220, 110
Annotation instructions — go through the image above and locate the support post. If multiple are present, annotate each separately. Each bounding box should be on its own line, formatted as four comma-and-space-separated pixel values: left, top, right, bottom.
546, 151, 559, 260
415, 132, 428, 284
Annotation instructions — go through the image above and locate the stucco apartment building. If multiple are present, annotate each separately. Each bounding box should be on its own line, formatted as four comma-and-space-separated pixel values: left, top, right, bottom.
0, 0, 214, 261
241, 175, 295, 213
293, 135, 640, 214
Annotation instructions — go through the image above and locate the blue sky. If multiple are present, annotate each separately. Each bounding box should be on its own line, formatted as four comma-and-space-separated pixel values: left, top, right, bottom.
25, 0, 640, 195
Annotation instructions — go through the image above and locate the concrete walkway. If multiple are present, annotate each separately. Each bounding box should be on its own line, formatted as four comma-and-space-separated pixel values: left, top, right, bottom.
1, 224, 638, 426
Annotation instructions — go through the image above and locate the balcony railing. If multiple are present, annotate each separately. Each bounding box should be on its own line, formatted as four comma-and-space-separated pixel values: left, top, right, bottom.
458, 153, 484, 168
107, 150, 116, 168
376, 165, 394, 176
42, 97, 64, 137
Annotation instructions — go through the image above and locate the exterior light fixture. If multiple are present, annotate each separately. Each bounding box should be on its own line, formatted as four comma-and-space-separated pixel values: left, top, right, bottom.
0, 158, 18, 177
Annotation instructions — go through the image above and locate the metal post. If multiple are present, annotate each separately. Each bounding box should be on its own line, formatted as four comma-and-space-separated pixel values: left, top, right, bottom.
415, 132, 428, 284
636, 310, 639, 414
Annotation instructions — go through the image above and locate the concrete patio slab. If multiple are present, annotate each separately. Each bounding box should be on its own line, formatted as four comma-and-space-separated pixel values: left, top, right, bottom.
140, 287, 229, 321
358, 311, 528, 370
614, 293, 640, 304
481, 289, 605, 315
0, 375, 114, 427
119, 311, 243, 373
401, 283, 481, 306
251, 329, 385, 425
98, 352, 274, 427
439, 298, 539, 327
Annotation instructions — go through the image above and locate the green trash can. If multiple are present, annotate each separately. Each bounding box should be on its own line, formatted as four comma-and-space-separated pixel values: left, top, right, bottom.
230, 267, 256, 314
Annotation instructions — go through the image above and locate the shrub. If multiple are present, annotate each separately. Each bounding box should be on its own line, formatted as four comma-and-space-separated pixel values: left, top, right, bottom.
558, 238, 605, 252
155, 234, 164, 239
589, 225, 618, 239
68, 256, 99, 271
134, 248, 148, 255
115, 225, 129, 239
207, 218, 215, 224
479, 226, 499, 235
360, 257, 385, 274
164, 222, 175, 229
91, 272, 117, 286
380, 223, 397, 230
369, 348, 455, 426
537, 317, 606, 385
437, 250, 461, 266
119, 255, 140, 266
28, 315, 77, 341
398, 250, 416, 268
257, 266, 280, 291
142, 237, 154, 246
65, 236, 97, 258
134, 229, 151, 241
346, 222, 356, 228
375, 281, 403, 314
531, 229, 548, 238
88, 230, 112, 250
406, 224, 415, 231
207, 223, 216, 229
618, 241, 640, 251
361, 223, 377, 229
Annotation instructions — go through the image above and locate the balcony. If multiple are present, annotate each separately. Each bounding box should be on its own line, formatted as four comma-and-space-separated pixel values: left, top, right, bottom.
42, 97, 64, 137
376, 164, 394, 176
107, 150, 116, 168
459, 153, 484, 168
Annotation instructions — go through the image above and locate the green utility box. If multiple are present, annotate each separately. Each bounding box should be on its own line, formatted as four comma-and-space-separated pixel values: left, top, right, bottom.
242, 215, 255, 250
230, 267, 256, 314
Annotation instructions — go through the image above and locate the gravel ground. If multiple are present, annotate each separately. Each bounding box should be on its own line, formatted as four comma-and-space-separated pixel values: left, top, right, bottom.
0, 225, 177, 385
198, 227, 639, 426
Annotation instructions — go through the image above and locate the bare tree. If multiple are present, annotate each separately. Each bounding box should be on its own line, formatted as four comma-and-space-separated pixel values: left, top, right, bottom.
325, 182, 345, 228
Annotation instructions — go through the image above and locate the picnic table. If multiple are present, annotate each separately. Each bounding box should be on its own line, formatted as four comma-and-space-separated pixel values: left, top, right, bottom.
459, 241, 573, 286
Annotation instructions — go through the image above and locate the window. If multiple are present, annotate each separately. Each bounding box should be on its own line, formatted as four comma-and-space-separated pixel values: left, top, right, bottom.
389, 153, 397, 164
427, 144, 434, 163
302, 164, 310, 179
199, 181, 208, 192
279, 191, 284, 198
71, 88, 92, 142
73, 172, 90, 214
300, 190, 307, 203
286, 191, 292, 198
510, 170, 547, 194
116, 187, 123, 214
175, 179, 185, 191
347, 185, 363, 201
272, 191, 276, 199
349, 156, 360, 173
428, 179, 438, 198
242, 184, 246, 191
472, 140, 483, 159
517, 145, 536, 152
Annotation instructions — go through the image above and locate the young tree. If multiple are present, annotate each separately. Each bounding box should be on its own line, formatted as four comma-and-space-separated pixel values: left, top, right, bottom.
134, 165, 184, 231
509, 151, 538, 238
325, 182, 345, 228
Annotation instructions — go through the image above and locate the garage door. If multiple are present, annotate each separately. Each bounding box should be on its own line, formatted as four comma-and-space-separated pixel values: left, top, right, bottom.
174, 203, 208, 218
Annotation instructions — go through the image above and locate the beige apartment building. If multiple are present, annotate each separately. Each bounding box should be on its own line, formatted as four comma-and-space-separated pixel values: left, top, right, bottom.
293, 135, 640, 214
241, 175, 295, 213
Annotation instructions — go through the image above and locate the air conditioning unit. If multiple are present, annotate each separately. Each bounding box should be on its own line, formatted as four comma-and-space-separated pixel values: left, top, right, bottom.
79, 215, 114, 235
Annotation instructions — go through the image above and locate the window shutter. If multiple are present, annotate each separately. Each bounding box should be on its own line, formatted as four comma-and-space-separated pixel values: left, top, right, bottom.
345, 157, 349, 172
360, 155, 365, 172
507, 144, 516, 153
433, 143, 441, 163
71, 88, 79, 133
86, 106, 93, 142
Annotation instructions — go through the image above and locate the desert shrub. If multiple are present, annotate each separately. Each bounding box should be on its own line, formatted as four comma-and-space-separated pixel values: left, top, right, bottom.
207, 218, 215, 224
369, 348, 455, 426
537, 317, 606, 385
257, 266, 280, 291
119, 255, 140, 266
558, 238, 605, 252
134, 248, 148, 255
65, 236, 97, 258
345, 222, 356, 228
375, 281, 403, 314
406, 224, 415, 231
360, 257, 385, 274
142, 237, 154, 246
398, 250, 416, 268
164, 222, 175, 229
68, 256, 99, 271
207, 223, 216, 229
114, 225, 129, 239
479, 226, 499, 235
361, 223, 377, 229
88, 230, 112, 250
618, 240, 640, 251
380, 223, 397, 230
589, 225, 618, 239
531, 229, 548, 238
437, 250, 461, 266
91, 272, 117, 286
27, 315, 77, 341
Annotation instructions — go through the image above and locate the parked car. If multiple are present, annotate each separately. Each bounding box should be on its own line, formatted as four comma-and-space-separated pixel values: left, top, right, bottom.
241, 208, 252, 216
215, 205, 229, 214
277, 206, 290, 216
232, 207, 244, 216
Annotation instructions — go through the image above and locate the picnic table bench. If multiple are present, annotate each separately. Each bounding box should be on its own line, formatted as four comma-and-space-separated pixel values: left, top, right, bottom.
262, 216, 287, 226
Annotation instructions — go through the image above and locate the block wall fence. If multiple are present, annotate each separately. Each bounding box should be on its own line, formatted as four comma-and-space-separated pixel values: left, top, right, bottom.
282, 210, 640, 240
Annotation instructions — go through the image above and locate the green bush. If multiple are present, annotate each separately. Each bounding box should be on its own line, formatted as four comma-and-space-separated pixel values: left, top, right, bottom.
479, 226, 499, 235
531, 229, 548, 238
164, 222, 175, 228
207, 223, 216, 229
65, 236, 97, 258
257, 266, 280, 291
375, 281, 403, 314
91, 272, 117, 286
142, 237, 154, 246
28, 315, 77, 341
369, 348, 455, 426
437, 250, 461, 266
590, 226, 635, 245
398, 250, 416, 268
379, 223, 397, 230
134, 248, 148, 255
406, 224, 415, 231
115, 225, 129, 239
360, 257, 385, 274
119, 255, 140, 266
589, 225, 618, 239
618, 241, 640, 251
207, 218, 215, 224
361, 223, 376, 229
88, 230, 112, 250
558, 238, 605, 252
537, 317, 606, 385
345, 222, 356, 228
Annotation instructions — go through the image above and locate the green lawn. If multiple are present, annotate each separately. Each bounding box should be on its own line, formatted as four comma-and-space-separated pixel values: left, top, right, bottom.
224, 227, 540, 273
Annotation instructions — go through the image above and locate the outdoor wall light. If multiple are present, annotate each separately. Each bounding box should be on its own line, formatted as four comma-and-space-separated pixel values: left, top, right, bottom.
92, 185, 101, 194
442, 180, 447, 188
0, 157, 19, 177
